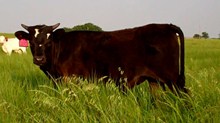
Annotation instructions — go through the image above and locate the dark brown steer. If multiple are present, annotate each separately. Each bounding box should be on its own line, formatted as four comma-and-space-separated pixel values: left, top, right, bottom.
15, 23, 187, 93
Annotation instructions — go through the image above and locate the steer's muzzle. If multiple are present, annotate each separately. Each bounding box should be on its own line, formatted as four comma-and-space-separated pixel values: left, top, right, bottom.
33, 56, 46, 66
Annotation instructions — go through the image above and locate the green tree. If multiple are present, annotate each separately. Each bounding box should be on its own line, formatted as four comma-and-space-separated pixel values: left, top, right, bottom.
201, 32, 209, 39
64, 23, 103, 32
193, 34, 201, 39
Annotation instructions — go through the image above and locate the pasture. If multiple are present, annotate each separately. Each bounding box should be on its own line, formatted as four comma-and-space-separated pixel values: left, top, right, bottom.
0, 35, 220, 122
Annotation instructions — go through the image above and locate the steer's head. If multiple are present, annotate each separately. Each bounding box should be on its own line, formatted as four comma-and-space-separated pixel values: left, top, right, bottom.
15, 23, 60, 66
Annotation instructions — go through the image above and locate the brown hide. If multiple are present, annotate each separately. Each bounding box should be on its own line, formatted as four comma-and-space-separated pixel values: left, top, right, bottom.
15, 23, 186, 92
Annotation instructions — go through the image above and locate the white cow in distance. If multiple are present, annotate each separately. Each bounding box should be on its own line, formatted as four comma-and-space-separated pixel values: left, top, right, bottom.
0, 35, 27, 55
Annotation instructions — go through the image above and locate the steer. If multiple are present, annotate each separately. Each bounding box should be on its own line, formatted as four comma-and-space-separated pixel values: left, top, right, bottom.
0, 36, 27, 55
15, 23, 187, 93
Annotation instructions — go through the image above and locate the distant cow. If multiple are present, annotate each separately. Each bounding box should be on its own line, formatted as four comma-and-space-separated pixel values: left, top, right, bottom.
15, 23, 187, 93
0, 36, 27, 55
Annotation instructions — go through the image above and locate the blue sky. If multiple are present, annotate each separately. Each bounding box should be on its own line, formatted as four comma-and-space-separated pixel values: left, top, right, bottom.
0, 0, 220, 38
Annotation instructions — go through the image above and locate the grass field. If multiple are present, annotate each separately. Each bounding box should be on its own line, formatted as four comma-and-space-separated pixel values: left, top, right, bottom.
0, 35, 220, 122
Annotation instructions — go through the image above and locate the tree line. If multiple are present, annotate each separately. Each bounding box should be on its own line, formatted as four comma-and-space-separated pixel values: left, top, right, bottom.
64, 23, 219, 40
63, 23, 103, 32
193, 32, 209, 39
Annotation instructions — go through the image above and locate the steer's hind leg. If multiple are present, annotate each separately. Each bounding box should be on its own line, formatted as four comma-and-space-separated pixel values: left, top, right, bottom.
165, 80, 189, 97
176, 75, 189, 94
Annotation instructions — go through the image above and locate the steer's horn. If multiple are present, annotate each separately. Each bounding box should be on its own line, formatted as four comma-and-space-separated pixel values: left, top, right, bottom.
21, 24, 29, 30
52, 23, 60, 30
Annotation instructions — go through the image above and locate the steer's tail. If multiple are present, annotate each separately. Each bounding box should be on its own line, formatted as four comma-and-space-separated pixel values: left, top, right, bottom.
170, 24, 187, 93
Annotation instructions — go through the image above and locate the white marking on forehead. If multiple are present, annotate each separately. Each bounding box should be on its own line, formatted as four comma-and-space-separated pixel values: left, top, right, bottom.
47, 33, 51, 39
34, 29, 39, 38
39, 44, 42, 47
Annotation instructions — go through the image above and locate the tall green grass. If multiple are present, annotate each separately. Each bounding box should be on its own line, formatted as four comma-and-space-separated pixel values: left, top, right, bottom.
0, 38, 220, 122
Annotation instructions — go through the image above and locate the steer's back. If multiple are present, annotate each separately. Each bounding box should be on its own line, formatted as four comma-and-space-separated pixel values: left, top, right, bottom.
50, 24, 184, 91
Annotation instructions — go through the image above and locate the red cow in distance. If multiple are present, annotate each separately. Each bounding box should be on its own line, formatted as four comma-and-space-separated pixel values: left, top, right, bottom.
15, 23, 187, 94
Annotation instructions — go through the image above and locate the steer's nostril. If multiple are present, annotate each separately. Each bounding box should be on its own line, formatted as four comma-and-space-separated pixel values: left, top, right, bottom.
35, 56, 44, 61
36, 57, 43, 61
33, 56, 46, 65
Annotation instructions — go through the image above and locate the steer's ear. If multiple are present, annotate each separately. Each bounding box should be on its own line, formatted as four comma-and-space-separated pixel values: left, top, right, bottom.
14, 31, 29, 40
52, 29, 65, 42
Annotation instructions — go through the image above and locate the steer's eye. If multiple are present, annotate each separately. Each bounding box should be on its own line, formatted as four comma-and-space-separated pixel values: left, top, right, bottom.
46, 43, 51, 47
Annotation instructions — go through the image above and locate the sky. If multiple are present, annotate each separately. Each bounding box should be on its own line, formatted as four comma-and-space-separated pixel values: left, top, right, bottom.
0, 0, 220, 38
